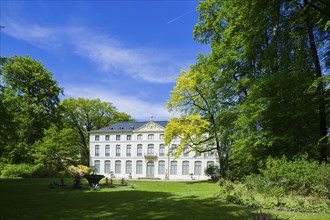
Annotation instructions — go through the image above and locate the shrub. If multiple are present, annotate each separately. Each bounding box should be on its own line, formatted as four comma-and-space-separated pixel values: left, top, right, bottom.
204, 164, 220, 181
1, 164, 40, 177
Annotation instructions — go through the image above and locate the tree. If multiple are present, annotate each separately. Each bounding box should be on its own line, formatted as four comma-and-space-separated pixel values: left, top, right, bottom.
1, 56, 62, 164
60, 97, 133, 165
165, 56, 236, 178
34, 125, 80, 171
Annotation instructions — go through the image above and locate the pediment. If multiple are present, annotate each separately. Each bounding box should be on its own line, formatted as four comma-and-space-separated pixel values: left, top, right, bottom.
134, 122, 165, 132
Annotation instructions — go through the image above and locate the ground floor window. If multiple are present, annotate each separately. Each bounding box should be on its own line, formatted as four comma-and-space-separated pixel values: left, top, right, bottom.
170, 161, 177, 175
104, 160, 110, 174
194, 161, 202, 175
115, 160, 121, 174
158, 160, 165, 175
136, 160, 143, 174
182, 161, 189, 175
126, 160, 132, 174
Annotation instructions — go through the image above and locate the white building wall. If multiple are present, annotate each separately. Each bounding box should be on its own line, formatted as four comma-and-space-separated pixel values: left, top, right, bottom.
89, 122, 218, 180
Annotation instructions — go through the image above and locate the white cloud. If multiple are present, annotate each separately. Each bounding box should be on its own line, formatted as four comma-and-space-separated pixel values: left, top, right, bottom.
3, 19, 191, 83
64, 84, 174, 121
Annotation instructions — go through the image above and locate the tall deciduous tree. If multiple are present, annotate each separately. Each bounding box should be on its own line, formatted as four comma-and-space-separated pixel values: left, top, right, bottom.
1, 56, 62, 164
61, 97, 133, 165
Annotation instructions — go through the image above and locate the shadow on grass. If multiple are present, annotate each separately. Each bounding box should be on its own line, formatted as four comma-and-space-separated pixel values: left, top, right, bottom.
0, 178, 266, 220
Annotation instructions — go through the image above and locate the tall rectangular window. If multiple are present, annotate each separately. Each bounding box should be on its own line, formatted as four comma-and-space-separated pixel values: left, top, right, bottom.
170, 161, 177, 175
159, 144, 165, 157
127, 135, 132, 141
95, 135, 100, 141
136, 160, 143, 174
115, 160, 121, 174
194, 161, 202, 175
116, 145, 120, 157
94, 160, 100, 173
104, 160, 111, 174
170, 144, 177, 157
126, 160, 132, 174
147, 144, 154, 156
137, 134, 142, 140
158, 161, 165, 175
137, 144, 142, 157
105, 145, 110, 156
95, 145, 100, 157
105, 135, 110, 141
182, 161, 189, 175
159, 134, 164, 140
116, 135, 121, 141
126, 145, 131, 157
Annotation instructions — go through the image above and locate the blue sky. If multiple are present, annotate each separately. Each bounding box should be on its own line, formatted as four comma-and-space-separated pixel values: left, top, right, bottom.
1, 0, 209, 121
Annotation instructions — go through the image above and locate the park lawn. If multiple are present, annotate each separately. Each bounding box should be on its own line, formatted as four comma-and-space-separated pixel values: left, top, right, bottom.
0, 178, 328, 220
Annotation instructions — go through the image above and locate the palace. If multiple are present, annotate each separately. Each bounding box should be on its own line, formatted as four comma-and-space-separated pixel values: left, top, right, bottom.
89, 119, 218, 180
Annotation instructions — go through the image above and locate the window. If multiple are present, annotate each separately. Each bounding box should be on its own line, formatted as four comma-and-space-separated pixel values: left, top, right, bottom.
116, 145, 121, 157
95, 145, 100, 157
159, 144, 165, 157
95, 135, 100, 141
105, 135, 110, 141
183, 147, 189, 157
170, 144, 177, 157
159, 134, 164, 140
195, 151, 201, 157
116, 135, 121, 141
94, 160, 100, 173
126, 145, 131, 157
137, 144, 142, 157
182, 161, 189, 175
158, 161, 165, 175
104, 160, 111, 174
194, 161, 202, 175
148, 134, 154, 140
105, 145, 110, 156
127, 135, 132, 141
115, 160, 121, 174
126, 160, 132, 174
136, 160, 143, 174
208, 151, 215, 157
170, 161, 177, 175
137, 134, 142, 140
147, 144, 154, 156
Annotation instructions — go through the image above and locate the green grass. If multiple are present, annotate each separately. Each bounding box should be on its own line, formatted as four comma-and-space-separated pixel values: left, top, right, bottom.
0, 178, 328, 220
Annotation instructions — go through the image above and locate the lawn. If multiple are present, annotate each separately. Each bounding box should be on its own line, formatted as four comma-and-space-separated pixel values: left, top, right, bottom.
0, 178, 328, 220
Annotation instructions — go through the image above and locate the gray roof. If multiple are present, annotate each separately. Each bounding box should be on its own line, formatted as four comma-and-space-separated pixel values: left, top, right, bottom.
90, 121, 168, 133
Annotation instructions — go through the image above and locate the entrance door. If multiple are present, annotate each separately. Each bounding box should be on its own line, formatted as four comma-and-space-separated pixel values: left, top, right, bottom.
146, 161, 154, 178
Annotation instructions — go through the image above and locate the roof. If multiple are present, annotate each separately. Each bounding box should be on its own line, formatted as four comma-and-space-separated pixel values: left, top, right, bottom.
90, 121, 168, 133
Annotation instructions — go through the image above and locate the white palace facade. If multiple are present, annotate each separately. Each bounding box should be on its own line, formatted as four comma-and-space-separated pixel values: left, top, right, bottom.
89, 120, 218, 180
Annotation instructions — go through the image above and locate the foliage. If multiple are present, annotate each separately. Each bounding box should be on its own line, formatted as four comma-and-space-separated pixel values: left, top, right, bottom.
1, 163, 41, 178
60, 97, 133, 165
217, 156, 330, 213
0, 55, 63, 164
67, 165, 90, 179
204, 164, 220, 181
34, 125, 80, 171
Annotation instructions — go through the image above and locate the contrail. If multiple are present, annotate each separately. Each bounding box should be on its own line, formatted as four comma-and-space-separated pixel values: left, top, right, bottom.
167, 10, 194, 24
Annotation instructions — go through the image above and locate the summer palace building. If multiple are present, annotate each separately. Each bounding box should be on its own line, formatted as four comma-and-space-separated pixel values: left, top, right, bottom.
89, 119, 218, 180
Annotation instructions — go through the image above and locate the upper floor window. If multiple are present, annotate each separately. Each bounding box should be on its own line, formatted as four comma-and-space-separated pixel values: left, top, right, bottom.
159, 144, 165, 157
159, 134, 164, 140
126, 145, 132, 157
95, 135, 100, 141
170, 144, 177, 157
147, 144, 154, 156
148, 134, 154, 140
127, 135, 132, 141
105, 145, 110, 156
137, 144, 143, 157
95, 145, 100, 157
137, 134, 142, 140
116, 135, 121, 141
105, 135, 110, 141
116, 145, 121, 157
